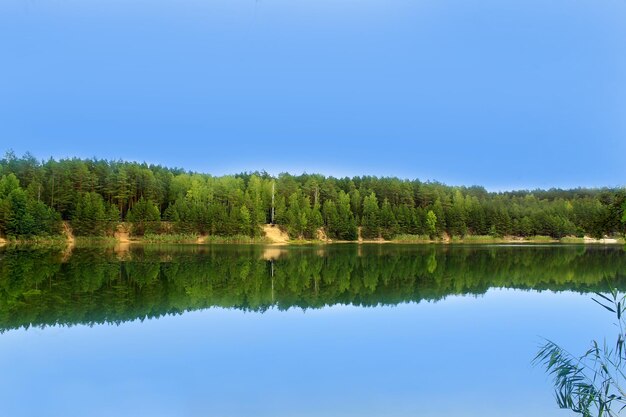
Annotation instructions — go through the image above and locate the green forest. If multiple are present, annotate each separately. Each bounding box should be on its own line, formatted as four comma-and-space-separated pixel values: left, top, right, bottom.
1, 245, 625, 331
0, 151, 625, 240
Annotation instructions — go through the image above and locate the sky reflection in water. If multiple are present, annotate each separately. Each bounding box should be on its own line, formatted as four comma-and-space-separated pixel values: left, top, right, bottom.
0, 287, 612, 417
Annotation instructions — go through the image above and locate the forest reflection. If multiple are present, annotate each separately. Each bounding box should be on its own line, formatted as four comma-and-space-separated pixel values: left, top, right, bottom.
0, 244, 624, 332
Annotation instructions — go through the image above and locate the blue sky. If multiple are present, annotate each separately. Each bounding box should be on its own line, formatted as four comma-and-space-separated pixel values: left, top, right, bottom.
1, 0, 625, 190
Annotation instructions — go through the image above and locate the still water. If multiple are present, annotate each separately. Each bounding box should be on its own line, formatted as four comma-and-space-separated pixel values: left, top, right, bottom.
1, 244, 625, 417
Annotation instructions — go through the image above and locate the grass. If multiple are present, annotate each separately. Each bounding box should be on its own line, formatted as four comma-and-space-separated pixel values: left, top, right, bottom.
455, 235, 500, 243
392, 234, 562, 244
559, 236, 585, 244
287, 239, 325, 245
202, 235, 271, 244
4, 232, 622, 247
139, 233, 271, 244
142, 233, 199, 244
559, 236, 625, 244
74, 236, 118, 247
0, 235, 69, 249
392, 234, 434, 243
526, 235, 557, 243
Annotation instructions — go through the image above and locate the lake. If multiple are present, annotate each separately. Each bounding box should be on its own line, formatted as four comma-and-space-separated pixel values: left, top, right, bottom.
1, 244, 625, 417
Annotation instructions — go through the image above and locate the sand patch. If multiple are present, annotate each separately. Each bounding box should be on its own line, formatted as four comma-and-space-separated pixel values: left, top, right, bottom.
62, 221, 75, 246
263, 224, 289, 244
317, 227, 330, 242
584, 236, 619, 244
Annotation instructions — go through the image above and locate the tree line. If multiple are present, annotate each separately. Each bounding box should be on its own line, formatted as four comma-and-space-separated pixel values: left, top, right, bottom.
0, 151, 625, 240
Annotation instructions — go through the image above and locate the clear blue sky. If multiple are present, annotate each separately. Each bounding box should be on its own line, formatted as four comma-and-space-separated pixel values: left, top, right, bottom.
1, 0, 624, 190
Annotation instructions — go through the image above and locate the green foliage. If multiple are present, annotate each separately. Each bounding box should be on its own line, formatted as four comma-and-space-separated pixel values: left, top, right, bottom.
323, 191, 357, 240
238, 205, 252, 236
379, 198, 398, 240
536, 289, 626, 416
447, 190, 467, 237
433, 198, 446, 237
285, 192, 310, 238
426, 210, 437, 239
452, 235, 497, 243
392, 234, 432, 243
0, 173, 60, 238
361, 192, 380, 239
142, 233, 199, 243
0, 173, 20, 197
126, 197, 161, 236
308, 202, 323, 239
0, 152, 624, 240
72, 192, 118, 236
283, 191, 323, 239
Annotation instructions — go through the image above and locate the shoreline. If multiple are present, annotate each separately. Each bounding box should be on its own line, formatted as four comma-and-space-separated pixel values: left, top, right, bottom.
0, 234, 623, 248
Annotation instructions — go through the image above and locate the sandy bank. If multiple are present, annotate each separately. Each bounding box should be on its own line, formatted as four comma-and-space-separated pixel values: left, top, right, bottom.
262, 224, 290, 244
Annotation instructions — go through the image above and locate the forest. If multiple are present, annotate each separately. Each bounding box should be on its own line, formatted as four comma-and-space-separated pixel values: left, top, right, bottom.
0, 151, 625, 240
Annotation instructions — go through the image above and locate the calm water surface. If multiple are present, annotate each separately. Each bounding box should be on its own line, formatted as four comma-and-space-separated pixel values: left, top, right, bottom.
1, 244, 625, 417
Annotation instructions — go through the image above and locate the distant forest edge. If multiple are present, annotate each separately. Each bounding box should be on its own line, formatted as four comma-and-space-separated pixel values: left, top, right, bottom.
0, 151, 625, 242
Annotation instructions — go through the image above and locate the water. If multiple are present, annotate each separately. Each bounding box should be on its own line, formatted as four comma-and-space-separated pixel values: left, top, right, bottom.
0, 244, 625, 417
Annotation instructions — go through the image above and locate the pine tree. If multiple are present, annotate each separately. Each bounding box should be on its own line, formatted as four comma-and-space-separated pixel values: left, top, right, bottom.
239, 205, 252, 236
336, 191, 358, 240
426, 210, 437, 239
126, 197, 160, 236
380, 198, 398, 239
432, 199, 446, 237
72, 192, 108, 236
323, 200, 339, 239
307, 202, 323, 239
447, 190, 467, 237
361, 192, 380, 239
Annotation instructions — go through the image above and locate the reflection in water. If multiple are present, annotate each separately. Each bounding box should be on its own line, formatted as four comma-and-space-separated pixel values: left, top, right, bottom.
0, 244, 624, 331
